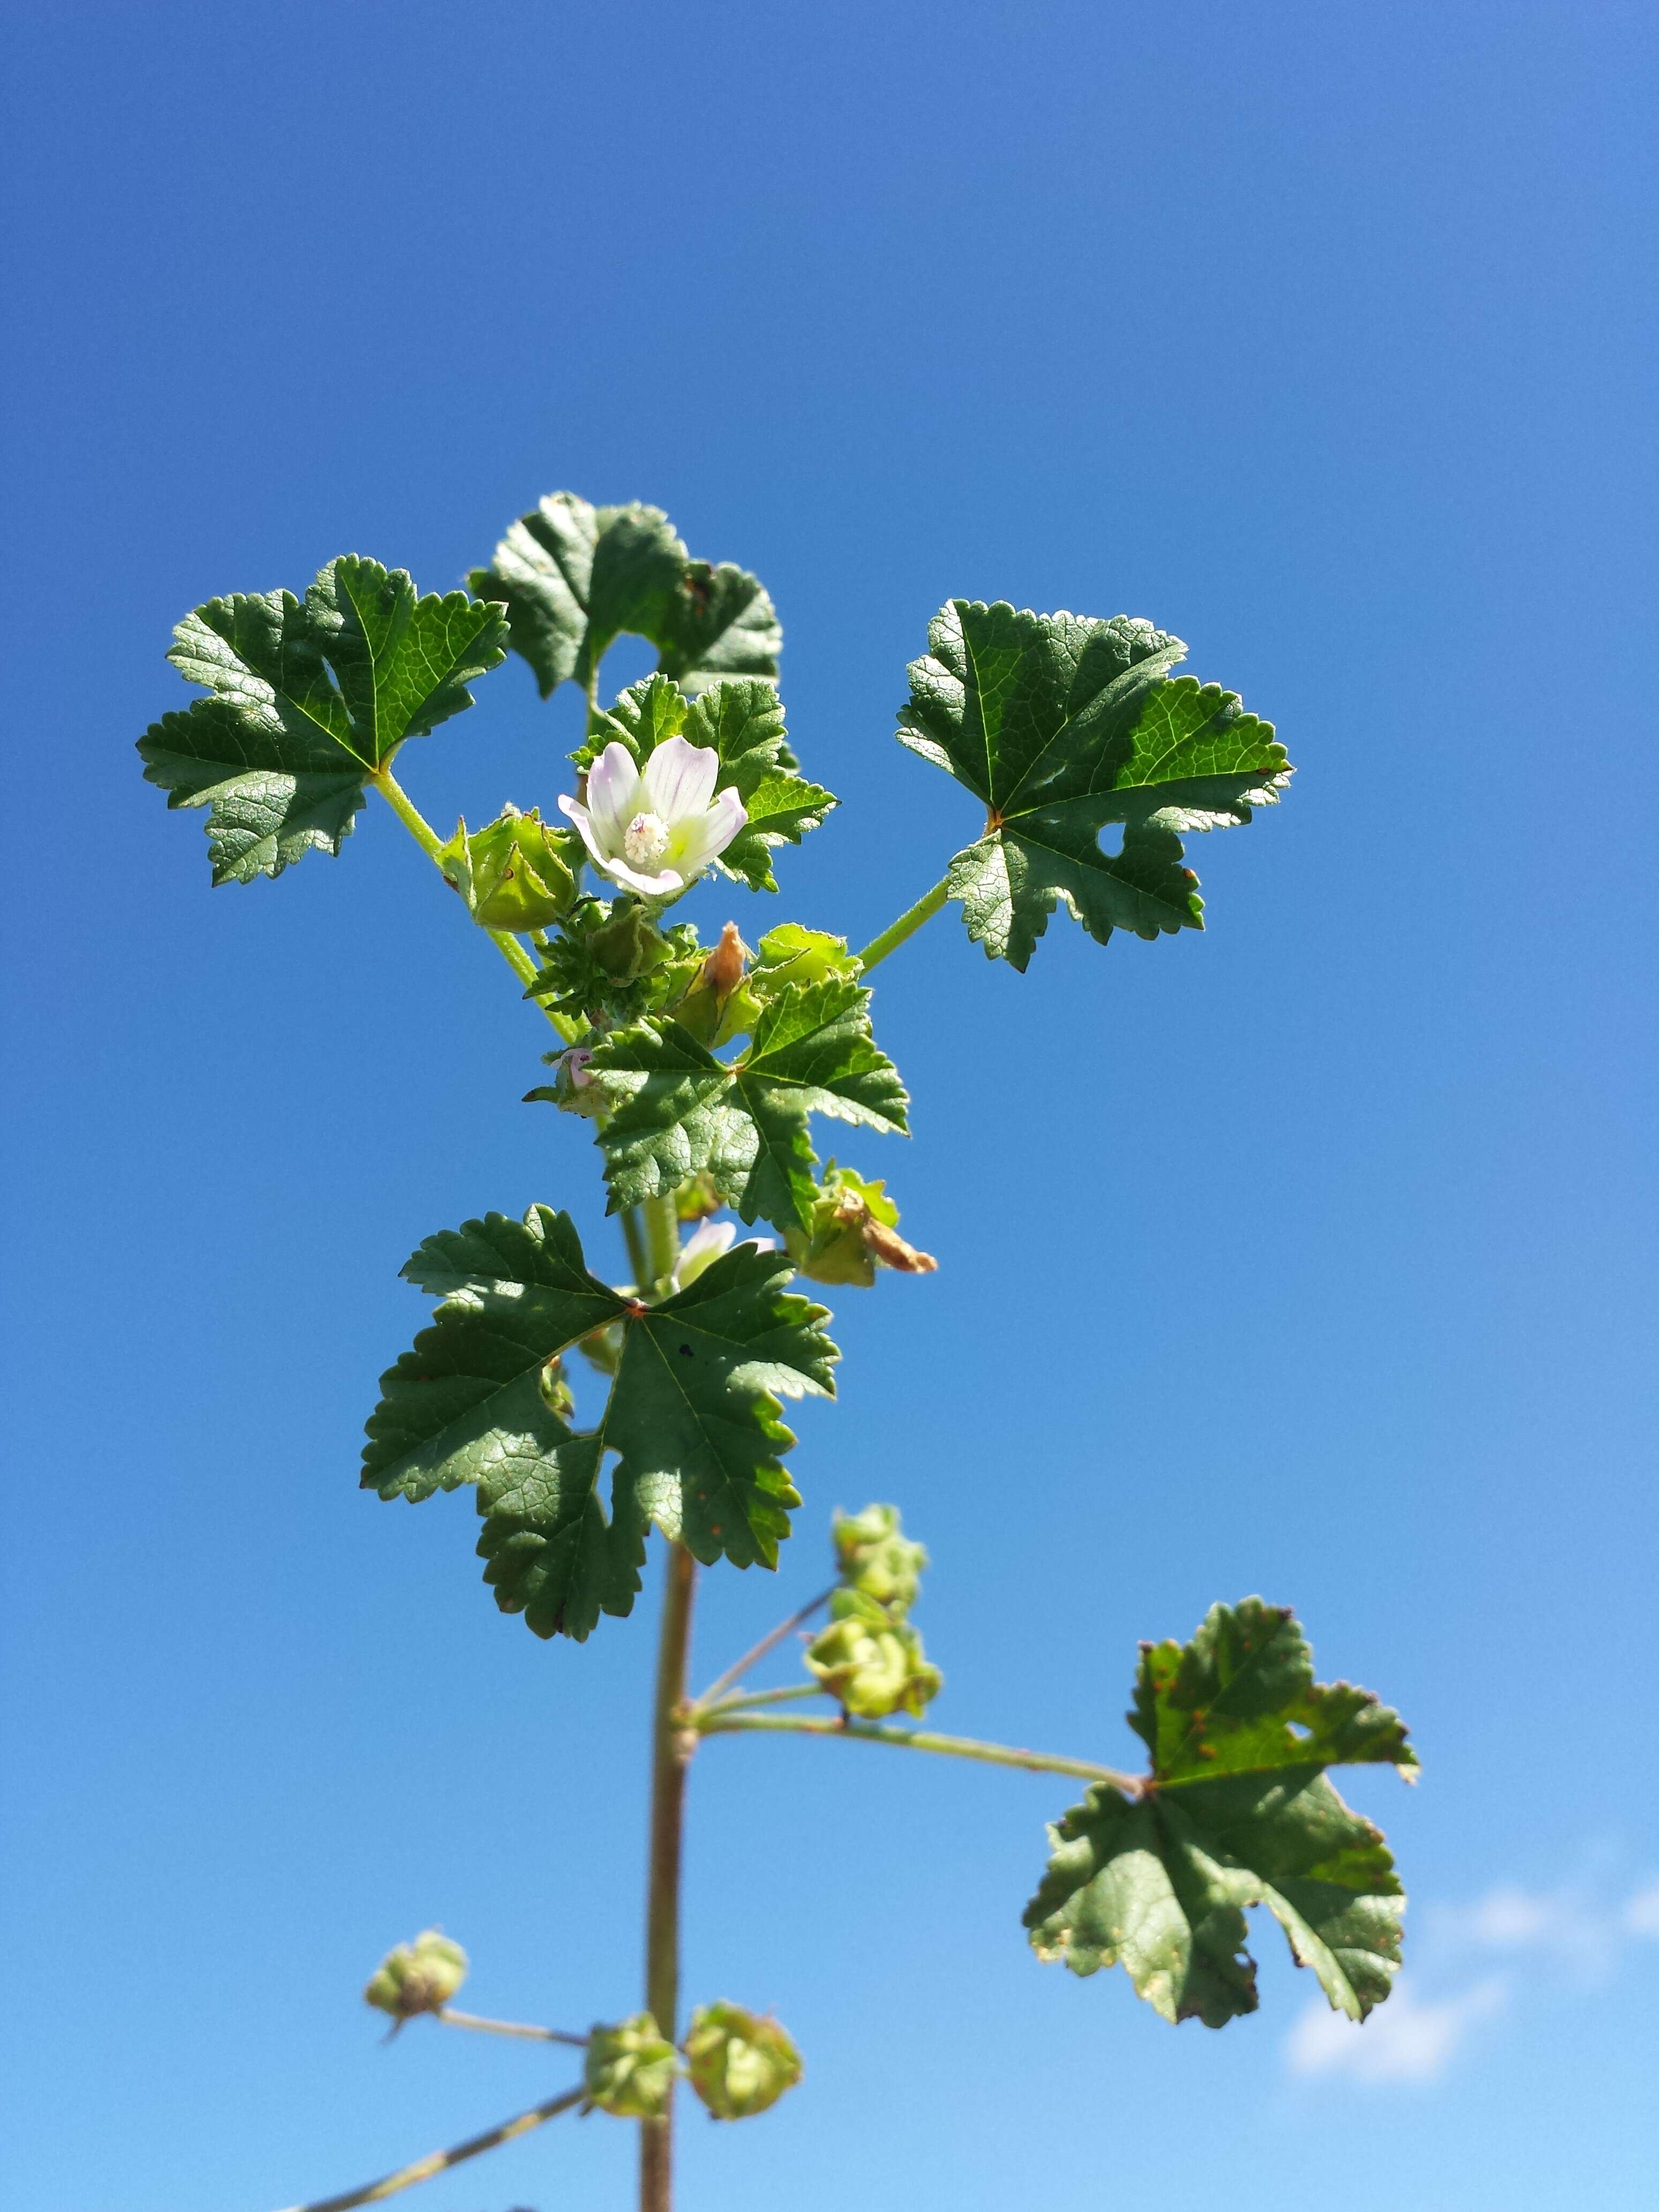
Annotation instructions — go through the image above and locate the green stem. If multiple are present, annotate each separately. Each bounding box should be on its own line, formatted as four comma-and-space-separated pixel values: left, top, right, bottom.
642, 1193, 681, 1292
621, 1205, 653, 1291
370, 764, 579, 1042
855, 876, 951, 974
641, 1541, 698, 2212
691, 1585, 836, 1709
435, 2007, 588, 2047
270, 2087, 582, 2212
707, 1682, 828, 1715
699, 1709, 1140, 1790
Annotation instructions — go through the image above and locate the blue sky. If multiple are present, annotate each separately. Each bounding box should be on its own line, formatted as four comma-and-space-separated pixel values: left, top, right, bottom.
3, 2, 1656, 2207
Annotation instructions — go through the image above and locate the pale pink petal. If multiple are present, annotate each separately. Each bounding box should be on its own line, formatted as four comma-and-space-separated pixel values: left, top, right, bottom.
557, 793, 610, 871
592, 850, 686, 899
642, 736, 719, 824
670, 787, 748, 874
586, 743, 646, 848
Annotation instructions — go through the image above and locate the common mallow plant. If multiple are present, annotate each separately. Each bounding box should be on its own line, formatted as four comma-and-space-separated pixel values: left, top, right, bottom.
139, 492, 1417, 2212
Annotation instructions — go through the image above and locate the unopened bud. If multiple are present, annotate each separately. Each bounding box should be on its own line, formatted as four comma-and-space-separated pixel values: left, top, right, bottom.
683, 2002, 803, 2120
363, 1929, 468, 2021
783, 1166, 936, 1288
584, 2013, 680, 2119
671, 921, 750, 1045
587, 900, 669, 984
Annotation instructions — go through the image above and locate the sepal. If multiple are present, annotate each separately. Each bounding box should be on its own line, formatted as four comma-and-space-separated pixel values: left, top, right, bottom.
584, 2014, 680, 2118
683, 2002, 803, 2120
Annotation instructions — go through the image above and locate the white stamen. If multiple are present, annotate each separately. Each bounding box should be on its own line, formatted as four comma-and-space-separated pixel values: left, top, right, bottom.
623, 810, 670, 869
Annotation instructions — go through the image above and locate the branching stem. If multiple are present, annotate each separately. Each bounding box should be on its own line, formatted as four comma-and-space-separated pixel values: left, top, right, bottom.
699, 1709, 1140, 1790
691, 1585, 836, 1709
856, 876, 951, 973
370, 764, 580, 1042
705, 1682, 827, 1715
269, 2086, 582, 2212
436, 2007, 588, 2047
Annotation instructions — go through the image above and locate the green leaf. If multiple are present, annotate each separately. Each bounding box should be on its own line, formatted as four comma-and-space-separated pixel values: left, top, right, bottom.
1023, 1601, 1414, 2028
468, 492, 781, 700
139, 558, 507, 884
898, 601, 1290, 969
588, 981, 908, 1233
362, 1206, 835, 1637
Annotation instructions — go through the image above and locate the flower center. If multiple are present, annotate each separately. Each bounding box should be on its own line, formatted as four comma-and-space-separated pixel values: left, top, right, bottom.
622, 811, 670, 869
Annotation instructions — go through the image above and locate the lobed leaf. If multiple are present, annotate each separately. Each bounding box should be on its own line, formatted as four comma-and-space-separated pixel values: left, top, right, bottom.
588, 981, 908, 1233
1024, 1601, 1413, 2028
139, 558, 507, 884
469, 492, 782, 700
898, 600, 1291, 968
362, 1206, 836, 1637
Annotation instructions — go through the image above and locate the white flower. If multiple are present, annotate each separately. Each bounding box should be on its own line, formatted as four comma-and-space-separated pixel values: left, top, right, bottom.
559, 737, 746, 899
671, 1219, 775, 1292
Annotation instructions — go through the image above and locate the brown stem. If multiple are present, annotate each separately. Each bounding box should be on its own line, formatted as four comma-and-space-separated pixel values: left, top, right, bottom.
640, 1540, 698, 2212
270, 2087, 582, 2212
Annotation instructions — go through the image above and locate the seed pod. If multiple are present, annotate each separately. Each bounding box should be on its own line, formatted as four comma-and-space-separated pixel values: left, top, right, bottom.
683, 2001, 803, 2120
585, 2014, 680, 2119
438, 807, 579, 931
806, 1590, 943, 1719
833, 1502, 929, 1615
363, 1928, 468, 2020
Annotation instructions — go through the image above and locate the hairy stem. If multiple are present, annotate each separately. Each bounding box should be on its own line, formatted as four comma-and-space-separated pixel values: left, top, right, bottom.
621, 1205, 653, 1291
270, 2087, 582, 2212
370, 764, 579, 1042
641, 1540, 698, 2212
691, 1586, 836, 1708
856, 876, 951, 973
641, 1192, 681, 1292
699, 1709, 1140, 1790
436, 2007, 588, 2046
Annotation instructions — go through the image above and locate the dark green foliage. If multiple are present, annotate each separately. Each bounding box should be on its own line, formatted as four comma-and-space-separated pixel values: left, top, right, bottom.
138, 557, 506, 883
363, 1207, 836, 1639
1024, 1601, 1414, 2026
898, 600, 1290, 968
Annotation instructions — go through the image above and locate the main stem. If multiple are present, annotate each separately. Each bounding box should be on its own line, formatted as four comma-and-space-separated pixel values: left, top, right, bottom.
641, 1541, 698, 2212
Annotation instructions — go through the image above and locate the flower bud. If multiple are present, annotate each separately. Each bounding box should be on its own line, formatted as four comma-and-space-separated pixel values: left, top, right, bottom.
805, 1590, 943, 1720
683, 2002, 803, 2120
584, 2013, 680, 2119
670, 921, 750, 1045
438, 808, 578, 931
833, 1503, 928, 1615
363, 1929, 468, 2021
586, 899, 670, 984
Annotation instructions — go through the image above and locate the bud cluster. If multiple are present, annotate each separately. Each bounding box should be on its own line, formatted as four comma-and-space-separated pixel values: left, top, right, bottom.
806, 1503, 943, 1719
584, 2004, 803, 2124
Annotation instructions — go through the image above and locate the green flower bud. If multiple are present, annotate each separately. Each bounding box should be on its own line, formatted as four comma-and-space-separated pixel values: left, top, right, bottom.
438, 807, 578, 931
363, 1928, 468, 2020
669, 921, 751, 1045
683, 2002, 803, 2121
833, 1502, 928, 1615
586, 899, 670, 984
584, 2013, 680, 2119
805, 1590, 943, 1720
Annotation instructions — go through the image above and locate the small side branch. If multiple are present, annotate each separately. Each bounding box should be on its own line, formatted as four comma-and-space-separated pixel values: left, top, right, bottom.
700, 1709, 1141, 1791
270, 2086, 583, 2212
692, 1586, 835, 1710
437, 2007, 588, 2047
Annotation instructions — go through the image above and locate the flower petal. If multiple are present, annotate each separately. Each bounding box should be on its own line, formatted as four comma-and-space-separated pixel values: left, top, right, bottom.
557, 794, 610, 871
670, 787, 749, 875
592, 850, 686, 899
586, 743, 647, 850
642, 736, 719, 826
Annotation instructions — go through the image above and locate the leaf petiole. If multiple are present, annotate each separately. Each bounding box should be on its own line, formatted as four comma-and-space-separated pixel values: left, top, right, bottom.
855, 876, 951, 973
369, 765, 581, 1043
698, 1708, 1141, 1790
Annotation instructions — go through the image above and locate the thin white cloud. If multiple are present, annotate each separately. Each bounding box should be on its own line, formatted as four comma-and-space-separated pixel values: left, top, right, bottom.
1623, 1881, 1659, 1939
1285, 1976, 1506, 2085
1430, 1873, 1659, 1984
